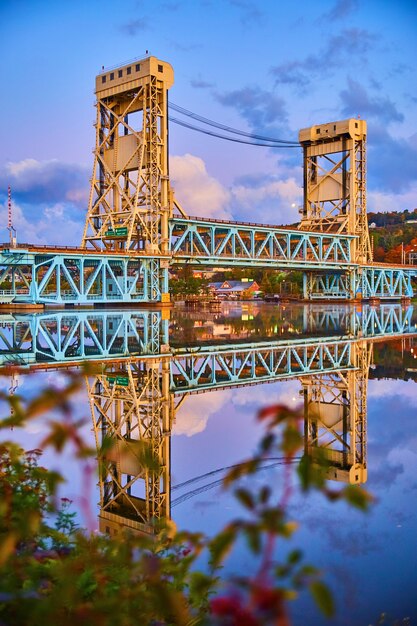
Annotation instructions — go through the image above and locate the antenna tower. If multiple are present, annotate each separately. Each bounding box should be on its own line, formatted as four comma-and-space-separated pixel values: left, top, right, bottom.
7, 186, 16, 247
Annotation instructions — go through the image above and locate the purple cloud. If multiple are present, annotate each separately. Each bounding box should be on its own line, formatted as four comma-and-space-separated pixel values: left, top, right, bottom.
0, 159, 90, 207
340, 78, 404, 125
322, 0, 359, 21
271, 28, 378, 89
119, 18, 149, 36
216, 87, 289, 133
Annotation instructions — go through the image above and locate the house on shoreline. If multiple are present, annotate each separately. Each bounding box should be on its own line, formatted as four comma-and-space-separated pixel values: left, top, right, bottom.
208, 279, 260, 299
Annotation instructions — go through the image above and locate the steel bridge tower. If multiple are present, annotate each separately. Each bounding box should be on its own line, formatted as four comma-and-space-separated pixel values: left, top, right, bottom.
302, 340, 372, 484
299, 119, 373, 300
82, 56, 174, 302
87, 358, 172, 535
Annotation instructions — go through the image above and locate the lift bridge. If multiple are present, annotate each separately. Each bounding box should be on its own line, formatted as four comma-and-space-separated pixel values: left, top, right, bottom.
0, 303, 415, 534
1, 56, 416, 307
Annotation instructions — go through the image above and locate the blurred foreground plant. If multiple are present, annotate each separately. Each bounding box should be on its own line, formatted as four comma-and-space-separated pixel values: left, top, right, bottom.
0, 371, 374, 626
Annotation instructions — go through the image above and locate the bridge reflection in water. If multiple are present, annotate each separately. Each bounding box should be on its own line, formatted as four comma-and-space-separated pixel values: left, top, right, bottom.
0, 304, 415, 536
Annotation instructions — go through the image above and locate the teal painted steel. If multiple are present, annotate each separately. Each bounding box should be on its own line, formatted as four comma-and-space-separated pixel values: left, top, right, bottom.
0, 306, 414, 383
0, 248, 169, 305
0, 216, 416, 304
303, 267, 417, 300
170, 217, 354, 269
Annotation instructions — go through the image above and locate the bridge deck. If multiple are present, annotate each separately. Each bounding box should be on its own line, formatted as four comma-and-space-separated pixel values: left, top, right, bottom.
0, 214, 415, 304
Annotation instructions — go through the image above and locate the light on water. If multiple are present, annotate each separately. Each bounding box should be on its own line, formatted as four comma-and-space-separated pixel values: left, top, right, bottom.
1, 301, 416, 624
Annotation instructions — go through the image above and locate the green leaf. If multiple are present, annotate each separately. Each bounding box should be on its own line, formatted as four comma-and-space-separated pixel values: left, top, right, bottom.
343, 485, 373, 511
275, 564, 290, 578
299, 564, 319, 577
260, 432, 275, 453
235, 488, 255, 510
223, 459, 259, 486
189, 571, 216, 607
209, 526, 236, 568
260, 507, 284, 532
77, 568, 98, 598
243, 525, 261, 554
259, 485, 271, 504
287, 549, 302, 565
310, 580, 334, 617
297, 454, 326, 491
282, 424, 303, 456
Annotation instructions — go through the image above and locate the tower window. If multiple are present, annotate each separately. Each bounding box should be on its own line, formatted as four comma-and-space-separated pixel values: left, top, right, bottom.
102, 75, 106, 84
316, 128, 321, 134
136, 64, 140, 71
110, 72, 114, 80
127, 66, 131, 75
118, 69, 123, 78
158, 64, 163, 72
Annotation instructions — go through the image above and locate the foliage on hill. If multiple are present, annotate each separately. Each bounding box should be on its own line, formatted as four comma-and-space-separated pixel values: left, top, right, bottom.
368, 208, 417, 228
368, 209, 417, 263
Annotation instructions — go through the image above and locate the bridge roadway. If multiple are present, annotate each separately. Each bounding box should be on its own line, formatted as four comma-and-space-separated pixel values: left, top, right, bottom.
0, 304, 414, 393
0, 216, 415, 305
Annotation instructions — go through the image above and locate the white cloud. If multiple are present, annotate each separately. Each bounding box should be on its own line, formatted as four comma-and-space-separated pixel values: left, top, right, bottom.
368, 378, 417, 402
1, 158, 90, 206
170, 153, 303, 225
368, 183, 417, 212
173, 389, 231, 437
231, 177, 302, 224
7, 158, 40, 177
170, 153, 232, 220
230, 379, 302, 409
0, 198, 83, 245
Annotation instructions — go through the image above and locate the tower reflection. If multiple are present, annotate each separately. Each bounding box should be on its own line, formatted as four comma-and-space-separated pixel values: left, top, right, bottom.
0, 304, 415, 534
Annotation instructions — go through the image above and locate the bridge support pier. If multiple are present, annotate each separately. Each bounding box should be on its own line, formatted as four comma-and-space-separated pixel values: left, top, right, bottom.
302, 271, 356, 301
303, 266, 415, 301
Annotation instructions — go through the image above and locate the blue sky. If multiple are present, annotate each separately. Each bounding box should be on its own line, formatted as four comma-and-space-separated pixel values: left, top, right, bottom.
0, 0, 416, 244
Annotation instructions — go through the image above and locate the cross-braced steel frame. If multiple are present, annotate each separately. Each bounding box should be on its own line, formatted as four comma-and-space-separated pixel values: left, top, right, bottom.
170, 217, 353, 269
0, 247, 170, 305
82, 58, 172, 254
298, 119, 372, 265
303, 340, 372, 484
87, 358, 172, 535
0, 310, 166, 366
81, 57, 173, 304
302, 266, 415, 300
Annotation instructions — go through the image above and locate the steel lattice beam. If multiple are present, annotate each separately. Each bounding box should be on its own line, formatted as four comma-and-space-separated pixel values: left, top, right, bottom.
0, 248, 171, 305
88, 359, 172, 535
303, 340, 372, 484
0, 304, 413, 368
170, 217, 354, 269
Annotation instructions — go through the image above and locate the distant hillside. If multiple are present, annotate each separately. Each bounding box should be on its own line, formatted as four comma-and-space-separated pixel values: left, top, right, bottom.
368, 209, 417, 263
368, 208, 417, 227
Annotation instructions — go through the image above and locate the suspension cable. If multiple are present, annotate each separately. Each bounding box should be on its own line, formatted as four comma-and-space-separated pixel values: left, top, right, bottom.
170, 116, 300, 148
169, 102, 299, 146
171, 457, 301, 507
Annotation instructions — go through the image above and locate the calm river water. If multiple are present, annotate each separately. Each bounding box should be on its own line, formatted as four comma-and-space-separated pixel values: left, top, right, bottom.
1, 301, 416, 624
